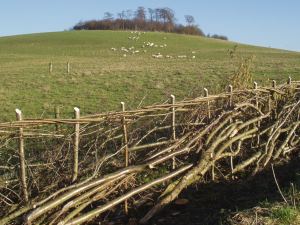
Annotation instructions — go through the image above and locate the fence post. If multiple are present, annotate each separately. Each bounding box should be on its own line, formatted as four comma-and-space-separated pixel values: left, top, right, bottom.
288, 76, 292, 85
121, 102, 129, 214
272, 80, 276, 88
49, 62, 53, 74
271, 80, 277, 118
253, 82, 261, 146
227, 85, 234, 174
228, 85, 233, 108
72, 107, 80, 182
204, 88, 211, 119
253, 81, 258, 89
67, 61, 70, 74
170, 95, 176, 169
55, 106, 60, 132
253, 81, 258, 108
15, 109, 29, 203
204, 88, 213, 179
211, 152, 215, 181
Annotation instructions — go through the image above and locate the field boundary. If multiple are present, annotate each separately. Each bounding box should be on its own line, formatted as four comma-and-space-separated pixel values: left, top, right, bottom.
1, 77, 300, 224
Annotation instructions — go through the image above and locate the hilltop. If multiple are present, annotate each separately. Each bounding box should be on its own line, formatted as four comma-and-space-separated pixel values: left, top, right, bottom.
0, 30, 299, 120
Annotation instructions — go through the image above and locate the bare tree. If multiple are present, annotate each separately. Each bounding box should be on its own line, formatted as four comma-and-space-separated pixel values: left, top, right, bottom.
185, 15, 195, 26
148, 8, 155, 23
118, 11, 126, 30
155, 8, 161, 22
135, 6, 146, 21
125, 9, 133, 20
103, 12, 114, 21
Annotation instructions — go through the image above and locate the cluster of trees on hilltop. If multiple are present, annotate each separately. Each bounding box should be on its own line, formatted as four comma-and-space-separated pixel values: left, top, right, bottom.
73, 7, 228, 40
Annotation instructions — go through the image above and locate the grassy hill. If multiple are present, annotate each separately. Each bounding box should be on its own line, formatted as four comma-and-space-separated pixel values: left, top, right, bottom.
0, 30, 300, 120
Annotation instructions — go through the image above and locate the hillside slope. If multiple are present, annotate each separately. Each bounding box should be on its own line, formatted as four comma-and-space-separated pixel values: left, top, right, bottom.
0, 30, 299, 120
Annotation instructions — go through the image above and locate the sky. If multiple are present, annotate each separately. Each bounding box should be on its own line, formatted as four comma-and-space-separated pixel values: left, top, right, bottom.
0, 0, 299, 52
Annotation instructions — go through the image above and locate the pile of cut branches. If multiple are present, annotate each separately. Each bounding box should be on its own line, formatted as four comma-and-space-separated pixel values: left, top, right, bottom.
1, 81, 300, 225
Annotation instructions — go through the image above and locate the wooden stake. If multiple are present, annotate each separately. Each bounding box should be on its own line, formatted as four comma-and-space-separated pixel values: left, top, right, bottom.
121, 102, 129, 214
253, 81, 258, 108
288, 76, 292, 85
204, 88, 211, 119
72, 107, 80, 182
67, 61, 70, 74
49, 62, 53, 74
253, 81, 258, 89
15, 109, 29, 203
272, 80, 276, 88
170, 95, 176, 169
228, 85, 233, 108
253, 82, 260, 146
210, 152, 215, 181
54, 106, 60, 132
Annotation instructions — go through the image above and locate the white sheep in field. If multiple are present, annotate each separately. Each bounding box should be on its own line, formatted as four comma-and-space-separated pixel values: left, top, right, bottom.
121, 47, 129, 52
192, 55, 196, 59
165, 55, 173, 59
111, 47, 117, 51
123, 54, 127, 57
178, 55, 187, 58
152, 53, 163, 58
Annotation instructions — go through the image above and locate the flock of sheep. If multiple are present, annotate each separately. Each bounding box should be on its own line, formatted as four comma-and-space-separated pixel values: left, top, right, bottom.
110, 31, 197, 59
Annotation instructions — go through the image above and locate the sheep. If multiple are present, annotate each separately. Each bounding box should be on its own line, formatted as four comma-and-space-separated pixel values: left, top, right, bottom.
121, 47, 129, 52
192, 55, 196, 59
111, 47, 117, 51
152, 53, 163, 58
178, 55, 187, 58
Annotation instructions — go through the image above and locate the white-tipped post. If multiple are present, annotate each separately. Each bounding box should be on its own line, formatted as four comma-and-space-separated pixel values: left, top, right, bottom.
228, 85, 233, 107
288, 76, 292, 85
253, 81, 258, 89
72, 107, 80, 182
203, 88, 208, 97
67, 61, 70, 74
204, 88, 211, 119
15, 109, 29, 202
120, 102, 129, 214
170, 95, 176, 169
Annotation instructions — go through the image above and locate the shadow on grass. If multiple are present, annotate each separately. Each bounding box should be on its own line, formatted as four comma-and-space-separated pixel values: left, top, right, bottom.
145, 156, 300, 225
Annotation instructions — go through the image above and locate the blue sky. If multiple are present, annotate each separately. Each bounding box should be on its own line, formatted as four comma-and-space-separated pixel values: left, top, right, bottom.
0, 0, 299, 51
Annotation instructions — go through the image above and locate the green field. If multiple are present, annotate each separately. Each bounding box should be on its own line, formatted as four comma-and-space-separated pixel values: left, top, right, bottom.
0, 30, 300, 120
